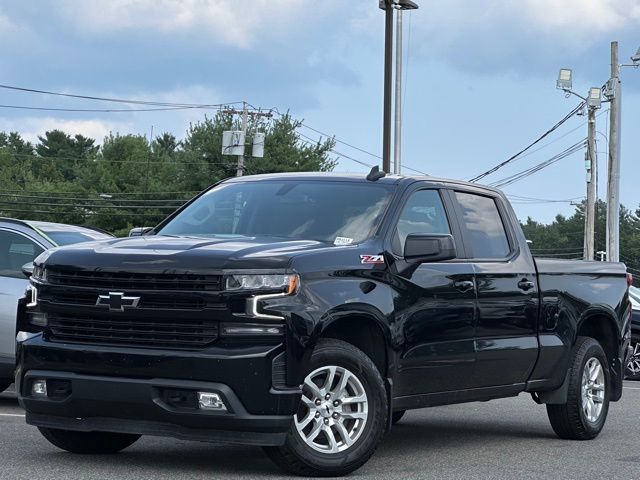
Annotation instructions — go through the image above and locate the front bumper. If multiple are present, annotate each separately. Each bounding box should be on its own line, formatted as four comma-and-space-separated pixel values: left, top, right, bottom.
17, 335, 301, 446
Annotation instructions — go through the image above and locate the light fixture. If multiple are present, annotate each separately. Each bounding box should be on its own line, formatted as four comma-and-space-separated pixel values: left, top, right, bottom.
587, 87, 602, 109
378, 0, 419, 10
197, 392, 226, 411
32, 379, 47, 397
556, 68, 573, 90
631, 47, 640, 64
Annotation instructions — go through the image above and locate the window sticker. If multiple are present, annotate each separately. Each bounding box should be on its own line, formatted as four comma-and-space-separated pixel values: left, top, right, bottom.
334, 237, 354, 246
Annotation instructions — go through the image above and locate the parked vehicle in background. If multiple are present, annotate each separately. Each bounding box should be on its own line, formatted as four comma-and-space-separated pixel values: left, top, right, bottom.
0, 218, 112, 392
16, 173, 631, 477
625, 285, 640, 380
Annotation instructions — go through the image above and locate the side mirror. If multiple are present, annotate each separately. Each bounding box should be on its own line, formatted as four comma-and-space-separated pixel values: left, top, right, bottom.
404, 234, 456, 263
22, 262, 34, 279
129, 227, 154, 237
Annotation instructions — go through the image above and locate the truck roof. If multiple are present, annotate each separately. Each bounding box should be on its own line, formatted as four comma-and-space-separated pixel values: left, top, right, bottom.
222, 172, 503, 195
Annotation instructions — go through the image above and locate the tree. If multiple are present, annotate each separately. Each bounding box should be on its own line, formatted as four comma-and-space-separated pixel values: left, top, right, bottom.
0, 111, 338, 235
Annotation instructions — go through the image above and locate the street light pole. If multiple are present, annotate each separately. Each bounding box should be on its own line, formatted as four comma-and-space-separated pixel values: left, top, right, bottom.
382, 2, 394, 173
585, 106, 597, 261
393, 9, 403, 174
379, 1, 418, 174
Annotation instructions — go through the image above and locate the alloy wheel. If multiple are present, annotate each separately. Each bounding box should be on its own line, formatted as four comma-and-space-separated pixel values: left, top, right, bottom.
581, 357, 605, 423
294, 365, 368, 454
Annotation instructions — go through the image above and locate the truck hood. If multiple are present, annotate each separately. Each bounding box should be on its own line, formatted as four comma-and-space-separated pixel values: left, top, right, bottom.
38, 235, 330, 273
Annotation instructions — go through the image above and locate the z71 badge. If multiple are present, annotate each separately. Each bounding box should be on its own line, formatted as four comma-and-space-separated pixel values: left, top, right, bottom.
360, 254, 385, 264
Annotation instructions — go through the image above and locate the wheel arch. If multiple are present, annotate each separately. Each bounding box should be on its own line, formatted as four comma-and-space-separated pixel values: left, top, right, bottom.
317, 310, 392, 380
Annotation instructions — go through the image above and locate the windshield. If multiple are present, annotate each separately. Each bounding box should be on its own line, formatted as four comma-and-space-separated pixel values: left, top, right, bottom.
158, 180, 394, 244
44, 230, 111, 246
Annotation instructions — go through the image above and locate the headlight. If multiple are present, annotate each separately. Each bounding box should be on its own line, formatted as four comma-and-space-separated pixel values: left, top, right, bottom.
32, 265, 47, 282
225, 274, 298, 294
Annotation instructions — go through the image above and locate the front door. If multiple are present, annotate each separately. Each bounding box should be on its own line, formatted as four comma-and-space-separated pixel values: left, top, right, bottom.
390, 188, 477, 396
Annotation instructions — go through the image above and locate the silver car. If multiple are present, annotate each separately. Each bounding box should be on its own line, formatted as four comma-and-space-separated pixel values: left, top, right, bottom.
0, 218, 112, 392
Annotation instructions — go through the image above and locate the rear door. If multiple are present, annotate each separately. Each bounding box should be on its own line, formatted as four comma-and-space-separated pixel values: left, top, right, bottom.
389, 185, 478, 396
451, 190, 539, 387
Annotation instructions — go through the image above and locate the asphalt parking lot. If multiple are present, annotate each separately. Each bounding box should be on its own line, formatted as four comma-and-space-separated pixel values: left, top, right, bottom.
1, 383, 639, 480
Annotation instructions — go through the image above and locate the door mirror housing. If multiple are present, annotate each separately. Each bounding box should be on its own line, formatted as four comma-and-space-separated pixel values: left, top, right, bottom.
129, 227, 154, 237
22, 262, 34, 278
404, 234, 457, 263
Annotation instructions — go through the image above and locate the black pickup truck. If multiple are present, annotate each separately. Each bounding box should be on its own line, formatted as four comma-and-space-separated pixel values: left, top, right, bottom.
17, 172, 632, 476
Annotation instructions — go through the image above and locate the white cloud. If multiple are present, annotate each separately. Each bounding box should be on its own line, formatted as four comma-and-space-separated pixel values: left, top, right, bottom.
56, 0, 314, 48
0, 117, 134, 144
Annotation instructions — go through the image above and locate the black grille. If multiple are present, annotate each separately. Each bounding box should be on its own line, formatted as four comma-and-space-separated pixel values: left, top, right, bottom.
42, 291, 218, 311
46, 269, 223, 291
47, 313, 218, 349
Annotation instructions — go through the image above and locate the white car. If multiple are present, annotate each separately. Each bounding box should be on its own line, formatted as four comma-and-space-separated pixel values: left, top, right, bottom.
0, 218, 111, 392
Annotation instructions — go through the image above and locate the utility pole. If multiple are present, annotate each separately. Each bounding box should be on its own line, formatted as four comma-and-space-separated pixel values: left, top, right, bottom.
393, 10, 403, 174
606, 41, 622, 262
382, 1, 394, 173
584, 107, 597, 260
237, 103, 248, 177
221, 105, 272, 177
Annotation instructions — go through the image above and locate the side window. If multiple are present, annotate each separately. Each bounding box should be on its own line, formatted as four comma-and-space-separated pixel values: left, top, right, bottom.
454, 192, 511, 259
394, 189, 451, 253
0, 230, 44, 279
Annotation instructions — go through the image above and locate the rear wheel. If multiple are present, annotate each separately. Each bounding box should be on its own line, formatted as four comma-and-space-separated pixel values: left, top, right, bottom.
38, 428, 140, 454
546, 337, 610, 440
264, 338, 387, 477
625, 341, 640, 380
0, 380, 11, 394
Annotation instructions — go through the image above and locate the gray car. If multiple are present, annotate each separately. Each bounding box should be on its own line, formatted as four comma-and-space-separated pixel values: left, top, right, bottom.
0, 218, 112, 392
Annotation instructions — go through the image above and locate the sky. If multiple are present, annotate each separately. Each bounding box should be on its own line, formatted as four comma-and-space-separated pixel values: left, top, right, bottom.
0, 0, 639, 223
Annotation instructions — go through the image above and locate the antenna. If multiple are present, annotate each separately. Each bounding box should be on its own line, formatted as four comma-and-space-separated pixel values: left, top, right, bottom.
366, 165, 386, 182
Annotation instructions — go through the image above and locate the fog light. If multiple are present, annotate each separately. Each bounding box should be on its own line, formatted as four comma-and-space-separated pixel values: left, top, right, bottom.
32, 379, 47, 397
197, 392, 226, 411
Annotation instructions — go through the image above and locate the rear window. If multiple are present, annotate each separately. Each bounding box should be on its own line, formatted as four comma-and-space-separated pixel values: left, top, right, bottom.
455, 192, 511, 259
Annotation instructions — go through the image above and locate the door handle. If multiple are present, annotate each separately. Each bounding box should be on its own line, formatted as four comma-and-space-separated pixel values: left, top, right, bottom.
518, 279, 535, 291
454, 280, 475, 292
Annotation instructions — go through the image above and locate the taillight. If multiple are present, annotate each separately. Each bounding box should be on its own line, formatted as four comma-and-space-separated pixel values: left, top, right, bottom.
627, 273, 633, 287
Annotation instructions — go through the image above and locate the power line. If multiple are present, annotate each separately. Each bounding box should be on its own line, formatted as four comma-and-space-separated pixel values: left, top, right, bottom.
0, 104, 207, 113
0, 200, 181, 210
0, 83, 242, 108
468, 102, 585, 183
0, 193, 188, 203
489, 139, 586, 189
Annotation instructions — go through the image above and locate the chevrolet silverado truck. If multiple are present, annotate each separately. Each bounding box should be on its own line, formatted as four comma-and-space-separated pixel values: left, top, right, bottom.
16, 172, 632, 477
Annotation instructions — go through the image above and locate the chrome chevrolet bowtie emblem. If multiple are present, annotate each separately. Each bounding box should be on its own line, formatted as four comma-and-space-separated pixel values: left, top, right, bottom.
96, 292, 140, 312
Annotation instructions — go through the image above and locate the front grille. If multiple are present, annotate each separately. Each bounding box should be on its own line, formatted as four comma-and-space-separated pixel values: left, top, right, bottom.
47, 313, 218, 349
46, 269, 223, 291
43, 291, 218, 311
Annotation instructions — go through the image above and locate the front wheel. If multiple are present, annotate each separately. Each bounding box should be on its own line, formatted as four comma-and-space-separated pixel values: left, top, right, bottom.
625, 341, 640, 380
38, 428, 140, 454
546, 337, 610, 440
264, 338, 388, 477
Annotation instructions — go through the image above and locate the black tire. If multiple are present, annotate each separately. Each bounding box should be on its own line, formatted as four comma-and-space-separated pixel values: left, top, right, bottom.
391, 410, 406, 425
38, 428, 140, 454
625, 340, 640, 380
546, 337, 610, 440
264, 338, 388, 477
0, 380, 11, 394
